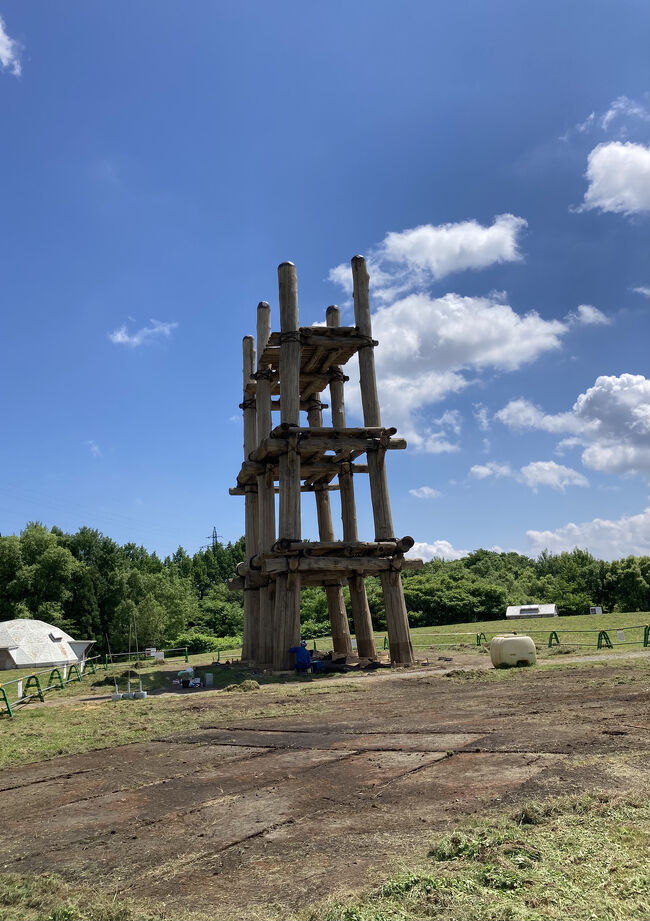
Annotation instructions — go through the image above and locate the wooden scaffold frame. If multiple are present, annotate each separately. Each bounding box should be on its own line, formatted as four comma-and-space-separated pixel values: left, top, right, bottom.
229, 256, 422, 670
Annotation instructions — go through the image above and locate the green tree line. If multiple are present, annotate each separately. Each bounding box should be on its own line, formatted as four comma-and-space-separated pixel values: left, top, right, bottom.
1, 523, 648, 651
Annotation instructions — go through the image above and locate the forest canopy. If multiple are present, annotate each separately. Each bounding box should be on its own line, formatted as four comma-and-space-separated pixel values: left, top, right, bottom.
1, 523, 648, 653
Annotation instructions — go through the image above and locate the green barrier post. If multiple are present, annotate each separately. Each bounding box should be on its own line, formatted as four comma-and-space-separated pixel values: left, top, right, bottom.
48, 668, 65, 690
383, 636, 389, 650
313, 640, 317, 651
66, 664, 82, 684
23, 674, 45, 702
184, 647, 189, 663
84, 660, 96, 675
548, 631, 560, 648
644, 625, 650, 648
476, 632, 487, 646
0, 686, 13, 718
597, 630, 613, 650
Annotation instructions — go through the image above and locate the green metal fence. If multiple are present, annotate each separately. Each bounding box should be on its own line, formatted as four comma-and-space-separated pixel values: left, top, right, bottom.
0, 655, 101, 719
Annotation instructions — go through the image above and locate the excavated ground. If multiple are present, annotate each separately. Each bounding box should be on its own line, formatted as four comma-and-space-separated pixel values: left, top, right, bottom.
1, 662, 648, 919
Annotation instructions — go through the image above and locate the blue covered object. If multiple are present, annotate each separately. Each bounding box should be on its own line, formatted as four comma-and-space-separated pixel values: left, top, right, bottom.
289, 644, 312, 669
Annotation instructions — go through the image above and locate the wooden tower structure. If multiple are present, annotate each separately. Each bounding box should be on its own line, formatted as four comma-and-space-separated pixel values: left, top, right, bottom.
229, 256, 422, 670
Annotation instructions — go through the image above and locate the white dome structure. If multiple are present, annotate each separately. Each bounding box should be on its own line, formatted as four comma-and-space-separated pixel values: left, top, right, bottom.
0, 619, 94, 670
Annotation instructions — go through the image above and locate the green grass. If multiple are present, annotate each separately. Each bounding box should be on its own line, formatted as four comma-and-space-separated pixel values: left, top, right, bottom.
308, 610, 650, 658
0, 872, 197, 921
0, 672, 367, 769
309, 793, 650, 921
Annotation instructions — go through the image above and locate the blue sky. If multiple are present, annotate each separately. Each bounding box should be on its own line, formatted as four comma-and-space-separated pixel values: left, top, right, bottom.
1, 1, 648, 561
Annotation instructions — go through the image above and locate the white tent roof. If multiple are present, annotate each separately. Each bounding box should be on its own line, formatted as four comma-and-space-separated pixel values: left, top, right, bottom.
0, 619, 94, 668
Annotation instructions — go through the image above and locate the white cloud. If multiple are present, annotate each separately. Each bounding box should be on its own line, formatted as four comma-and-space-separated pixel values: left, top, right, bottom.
632, 286, 650, 298
565, 96, 649, 139
328, 213, 527, 306
87, 440, 102, 458
518, 461, 588, 492
600, 96, 649, 132
470, 459, 587, 491
495, 398, 580, 434
380, 214, 527, 280
566, 304, 611, 326
497, 374, 650, 476
0, 15, 21, 76
470, 462, 513, 480
108, 319, 178, 348
527, 507, 650, 559
577, 142, 650, 215
346, 292, 566, 451
407, 539, 469, 562
474, 404, 490, 431
408, 486, 441, 499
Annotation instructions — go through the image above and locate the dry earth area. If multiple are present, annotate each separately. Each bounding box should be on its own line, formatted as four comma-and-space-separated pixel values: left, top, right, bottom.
1, 660, 648, 920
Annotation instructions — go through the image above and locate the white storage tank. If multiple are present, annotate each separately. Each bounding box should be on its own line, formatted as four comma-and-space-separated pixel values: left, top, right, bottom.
490, 634, 537, 668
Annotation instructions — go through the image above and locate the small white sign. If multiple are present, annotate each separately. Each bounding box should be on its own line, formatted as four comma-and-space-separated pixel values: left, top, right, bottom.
617, 630, 625, 642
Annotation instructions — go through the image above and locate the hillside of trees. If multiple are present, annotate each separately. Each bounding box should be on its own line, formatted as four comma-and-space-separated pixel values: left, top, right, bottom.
1, 522, 649, 653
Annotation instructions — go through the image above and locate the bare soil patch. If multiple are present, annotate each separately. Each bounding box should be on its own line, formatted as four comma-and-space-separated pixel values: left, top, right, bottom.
1, 661, 648, 920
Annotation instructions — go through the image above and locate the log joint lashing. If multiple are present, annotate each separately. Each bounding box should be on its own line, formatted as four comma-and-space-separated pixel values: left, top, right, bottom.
231, 258, 419, 668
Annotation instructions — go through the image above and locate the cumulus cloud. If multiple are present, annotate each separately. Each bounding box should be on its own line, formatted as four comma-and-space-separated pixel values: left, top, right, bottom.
408, 486, 441, 499
343, 292, 566, 451
0, 15, 21, 76
470, 461, 513, 480
577, 142, 650, 215
328, 214, 527, 305
566, 304, 611, 326
470, 459, 588, 491
407, 539, 469, 562
108, 319, 178, 348
632, 286, 650, 297
496, 374, 650, 476
527, 507, 650, 559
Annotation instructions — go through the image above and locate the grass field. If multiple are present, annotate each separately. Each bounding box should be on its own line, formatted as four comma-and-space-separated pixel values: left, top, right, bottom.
311, 792, 650, 921
2, 611, 648, 716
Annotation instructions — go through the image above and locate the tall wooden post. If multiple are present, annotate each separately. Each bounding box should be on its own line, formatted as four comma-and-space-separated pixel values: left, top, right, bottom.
273, 262, 302, 669
351, 256, 414, 666
255, 302, 275, 667
241, 336, 259, 663
326, 305, 377, 660
307, 395, 353, 658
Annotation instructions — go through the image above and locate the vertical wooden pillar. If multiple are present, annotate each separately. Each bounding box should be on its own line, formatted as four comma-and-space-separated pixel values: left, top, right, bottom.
241, 336, 259, 663
273, 262, 302, 669
351, 256, 414, 666
255, 302, 275, 667
326, 305, 377, 660
307, 395, 353, 658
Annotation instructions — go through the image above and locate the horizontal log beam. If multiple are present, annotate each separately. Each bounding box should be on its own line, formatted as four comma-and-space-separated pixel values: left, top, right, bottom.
268, 537, 415, 556
230, 484, 341, 496
261, 556, 423, 575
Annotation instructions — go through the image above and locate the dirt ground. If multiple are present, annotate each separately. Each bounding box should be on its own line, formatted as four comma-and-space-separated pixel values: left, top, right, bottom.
1, 660, 648, 920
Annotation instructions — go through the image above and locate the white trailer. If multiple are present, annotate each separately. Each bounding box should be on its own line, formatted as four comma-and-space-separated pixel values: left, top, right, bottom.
505, 604, 558, 619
